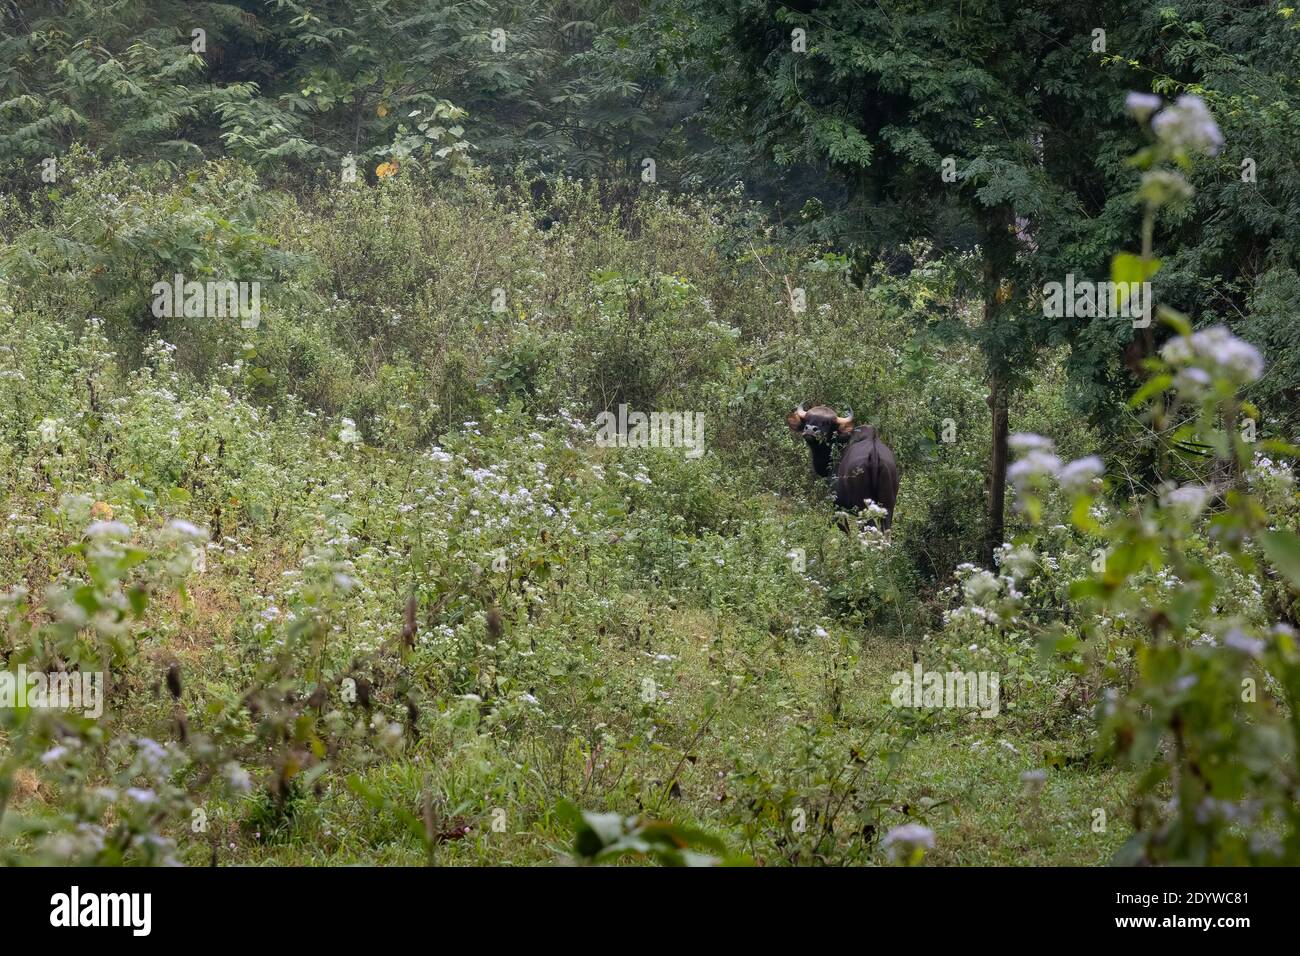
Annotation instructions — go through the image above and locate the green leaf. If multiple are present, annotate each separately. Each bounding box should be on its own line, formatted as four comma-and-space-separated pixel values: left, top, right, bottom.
1128, 373, 1172, 408
1260, 531, 1300, 590
1259, 439, 1300, 458
1070, 494, 1101, 533
1110, 253, 1161, 308
1069, 578, 1109, 601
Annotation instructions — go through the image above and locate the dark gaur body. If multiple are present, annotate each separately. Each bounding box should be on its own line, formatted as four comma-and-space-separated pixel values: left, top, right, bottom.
786, 404, 900, 529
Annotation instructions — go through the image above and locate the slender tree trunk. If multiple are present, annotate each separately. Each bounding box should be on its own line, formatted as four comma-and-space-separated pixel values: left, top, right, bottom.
979, 207, 1015, 567
984, 374, 1009, 566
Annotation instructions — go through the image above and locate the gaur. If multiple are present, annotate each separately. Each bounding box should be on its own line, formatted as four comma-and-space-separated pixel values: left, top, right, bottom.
786, 403, 900, 530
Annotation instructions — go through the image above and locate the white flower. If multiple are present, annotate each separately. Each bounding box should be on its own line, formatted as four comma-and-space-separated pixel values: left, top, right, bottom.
1125, 91, 1162, 121
962, 569, 1002, 605
1057, 455, 1104, 494
1224, 629, 1265, 658
1161, 483, 1211, 518
1250, 455, 1294, 485
163, 518, 207, 541
135, 737, 167, 768
85, 520, 131, 539
224, 762, 252, 792
37, 418, 61, 444
1161, 325, 1264, 385
1151, 94, 1224, 156
862, 499, 889, 519
1021, 769, 1048, 792
1000, 546, 1038, 580
338, 418, 362, 445
1007, 450, 1061, 494
1008, 433, 1056, 453
1173, 366, 1212, 395
882, 823, 935, 862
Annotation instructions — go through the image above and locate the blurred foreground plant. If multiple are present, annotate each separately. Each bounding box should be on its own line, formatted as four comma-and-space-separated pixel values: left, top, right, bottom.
1008, 96, 1300, 864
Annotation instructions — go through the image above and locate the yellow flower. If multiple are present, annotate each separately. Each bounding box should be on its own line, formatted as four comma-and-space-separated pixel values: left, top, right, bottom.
376, 103, 389, 117
91, 501, 113, 520
375, 161, 399, 179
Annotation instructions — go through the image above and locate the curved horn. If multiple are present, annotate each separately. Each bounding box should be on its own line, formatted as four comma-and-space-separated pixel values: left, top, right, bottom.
795, 403, 808, 419
835, 406, 855, 433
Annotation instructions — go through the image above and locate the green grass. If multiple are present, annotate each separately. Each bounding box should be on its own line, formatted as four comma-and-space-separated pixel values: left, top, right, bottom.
21, 513, 1131, 867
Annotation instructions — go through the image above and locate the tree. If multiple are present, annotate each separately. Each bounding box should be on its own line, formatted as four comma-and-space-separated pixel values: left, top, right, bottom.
0, 0, 695, 184
1091, 3, 1300, 431
684, 0, 1172, 562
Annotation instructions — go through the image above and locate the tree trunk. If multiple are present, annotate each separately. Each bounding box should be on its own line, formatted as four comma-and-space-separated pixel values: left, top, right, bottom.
979, 207, 1015, 568
983, 374, 1009, 567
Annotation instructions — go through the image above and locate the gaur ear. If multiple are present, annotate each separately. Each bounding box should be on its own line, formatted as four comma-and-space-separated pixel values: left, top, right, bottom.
835, 407, 855, 435
786, 403, 808, 432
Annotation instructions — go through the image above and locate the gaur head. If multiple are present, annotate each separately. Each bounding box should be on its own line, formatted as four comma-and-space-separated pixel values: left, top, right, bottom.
786, 403, 854, 443
786, 403, 855, 478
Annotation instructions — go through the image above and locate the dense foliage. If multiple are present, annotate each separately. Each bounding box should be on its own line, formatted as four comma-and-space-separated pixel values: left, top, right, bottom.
0, 1, 1297, 867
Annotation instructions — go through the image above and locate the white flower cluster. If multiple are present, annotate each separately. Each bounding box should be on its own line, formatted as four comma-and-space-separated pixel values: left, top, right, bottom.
1150, 94, 1224, 156
85, 519, 132, 539
1125, 92, 1162, 121
995, 543, 1039, 580
861, 499, 889, 519
881, 823, 935, 862
962, 568, 1003, 605
1249, 454, 1294, 485
338, 417, 362, 445
1159, 482, 1211, 518
943, 563, 1024, 631
1058, 455, 1104, 495
1223, 628, 1265, 658
1006, 434, 1104, 501
1160, 325, 1264, 387
1129, 92, 1225, 156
